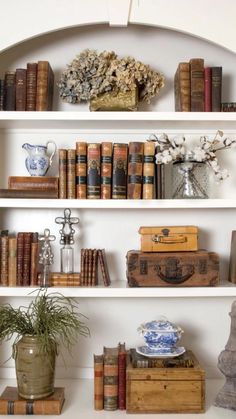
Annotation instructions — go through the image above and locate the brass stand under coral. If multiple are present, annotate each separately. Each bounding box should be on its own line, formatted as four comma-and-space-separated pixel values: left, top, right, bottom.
89, 86, 138, 111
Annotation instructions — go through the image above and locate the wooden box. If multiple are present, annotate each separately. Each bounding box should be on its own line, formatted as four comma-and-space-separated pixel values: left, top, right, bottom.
139, 226, 198, 252
126, 250, 219, 286
126, 350, 205, 414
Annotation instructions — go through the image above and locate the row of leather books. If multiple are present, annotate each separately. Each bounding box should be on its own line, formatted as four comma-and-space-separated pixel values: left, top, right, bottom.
0, 230, 39, 287
129, 348, 195, 369
94, 343, 126, 411
174, 58, 222, 112
80, 248, 111, 286
59, 141, 165, 200
0, 61, 54, 111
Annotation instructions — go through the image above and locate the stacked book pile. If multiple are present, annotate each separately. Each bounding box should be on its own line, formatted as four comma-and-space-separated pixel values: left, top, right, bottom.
0, 176, 59, 199
174, 58, 222, 112
0, 60, 54, 111
59, 140, 165, 200
94, 343, 126, 411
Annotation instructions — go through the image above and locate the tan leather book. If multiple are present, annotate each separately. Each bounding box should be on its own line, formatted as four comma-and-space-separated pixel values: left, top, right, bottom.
174, 62, 190, 112
127, 142, 144, 199
103, 346, 119, 411
76, 141, 87, 199
8, 237, 17, 286
0, 189, 58, 199
101, 142, 112, 199
142, 141, 155, 199
98, 249, 111, 286
30, 233, 39, 286
0, 235, 9, 286
26, 62, 37, 111
67, 149, 76, 199
22, 232, 33, 286
36, 61, 54, 111
8, 176, 59, 192
87, 143, 101, 199
16, 68, 26, 111
94, 354, 104, 410
112, 143, 128, 199
190, 58, 204, 112
58, 149, 67, 199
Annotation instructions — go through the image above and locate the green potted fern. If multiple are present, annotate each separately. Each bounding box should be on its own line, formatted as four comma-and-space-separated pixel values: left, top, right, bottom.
0, 290, 89, 400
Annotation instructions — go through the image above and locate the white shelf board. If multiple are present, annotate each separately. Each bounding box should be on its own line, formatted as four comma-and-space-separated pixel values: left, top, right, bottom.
1, 281, 235, 298
0, 111, 236, 129
0, 378, 234, 419
1, 198, 236, 209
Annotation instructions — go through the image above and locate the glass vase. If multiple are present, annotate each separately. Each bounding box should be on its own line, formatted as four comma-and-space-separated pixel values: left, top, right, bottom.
172, 160, 209, 199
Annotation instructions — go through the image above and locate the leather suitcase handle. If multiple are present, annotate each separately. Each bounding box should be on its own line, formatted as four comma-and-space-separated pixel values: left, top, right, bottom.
152, 234, 187, 244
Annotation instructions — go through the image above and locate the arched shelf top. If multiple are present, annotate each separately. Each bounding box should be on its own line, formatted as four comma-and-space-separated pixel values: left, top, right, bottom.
1, 0, 236, 54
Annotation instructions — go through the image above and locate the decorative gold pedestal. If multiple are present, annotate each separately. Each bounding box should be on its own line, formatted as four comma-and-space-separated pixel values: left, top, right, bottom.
89, 87, 138, 111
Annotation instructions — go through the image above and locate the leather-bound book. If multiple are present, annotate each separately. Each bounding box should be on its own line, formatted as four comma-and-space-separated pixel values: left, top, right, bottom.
156, 163, 165, 199
127, 142, 144, 199
58, 149, 67, 199
8, 237, 17, 287
190, 58, 204, 112
22, 233, 33, 286
211, 66, 222, 112
103, 346, 119, 411
36, 61, 54, 111
0, 79, 4, 110
50, 272, 80, 287
112, 143, 128, 199
228, 230, 236, 283
16, 68, 26, 111
174, 62, 190, 112
88, 248, 93, 286
98, 249, 111, 286
142, 141, 156, 199
26, 62, 37, 111
67, 149, 76, 199
118, 343, 126, 410
76, 141, 87, 199
87, 143, 101, 199
16, 232, 24, 286
4, 71, 16, 110
8, 176, 59, 192
0, 189, 58, 199
0, 234, 9, 286
30, 232, 39, 286
92, 249, 98, 286
94, 354, 104, 410
204, 67, 212, 112
130, 348, 195, 369
0, 386, 65, 415
80, 248, 85, 286
101, 142, 112, 199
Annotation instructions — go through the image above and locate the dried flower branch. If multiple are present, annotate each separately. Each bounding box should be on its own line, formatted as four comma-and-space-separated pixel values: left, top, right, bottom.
58, 49, 164, 104
151, 130, 236, 181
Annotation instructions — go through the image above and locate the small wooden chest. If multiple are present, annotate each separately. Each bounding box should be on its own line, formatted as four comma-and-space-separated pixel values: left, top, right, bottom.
139, 226, 198, 252
126, 350, 205, 414
126, 250, 219, 286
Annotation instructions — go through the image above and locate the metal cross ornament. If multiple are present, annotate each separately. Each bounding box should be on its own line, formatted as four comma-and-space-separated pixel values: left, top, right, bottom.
55, 208, 79, 244
38, 228, 56, 287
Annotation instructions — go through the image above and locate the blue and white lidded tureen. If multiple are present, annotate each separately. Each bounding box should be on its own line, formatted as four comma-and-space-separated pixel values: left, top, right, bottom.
137, 318, 184, 351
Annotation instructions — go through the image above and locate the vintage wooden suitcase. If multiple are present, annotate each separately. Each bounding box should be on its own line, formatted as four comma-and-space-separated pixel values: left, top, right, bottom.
139, 226, 198, 252
126, 250, 219, 286
126, 350, 205, 414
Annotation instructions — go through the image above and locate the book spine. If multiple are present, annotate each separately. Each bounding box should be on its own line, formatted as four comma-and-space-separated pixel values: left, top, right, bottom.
142, 141, 156, 199
97, 249, 111, 286
190, 58, 204, 112
8, 176, 59, 191
118, 343, 126, 410
94, 354, 104, 410
67, 149, 76, 199
50, 279, 80, 286
212, 66, 222, 112
92, 249, 98, 286
58, 149, 67, 199
22, 233, 33, 286
204, 67, 212, 112
16, 232, 24, 286
36, 61, 54, 111
76, 141, 87, 199
156, 163, 165, 199
112, 143, 128, 199
4, 71, 16, 111
0, 79, 4, 111
103, 350, 118, 411
0, 236, 9, 286
26, 62, 37, 111
84, 249, 89, 286
101, 142, 112, 199
30, 233, 39, 286
80, 248, 85, 286
127, 142, 143, 199
15, 68, 26, 111
174, 62, 190, 111
87, 143, 101, 199
0, 189, 58, 199
50, 273, 80, 281
8, 237, 17, 286
88, 248, 93, 286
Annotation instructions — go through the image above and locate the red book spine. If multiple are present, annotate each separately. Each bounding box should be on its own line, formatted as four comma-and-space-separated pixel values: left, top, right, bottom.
118, 343, 126, 410
204, 67, 212, 112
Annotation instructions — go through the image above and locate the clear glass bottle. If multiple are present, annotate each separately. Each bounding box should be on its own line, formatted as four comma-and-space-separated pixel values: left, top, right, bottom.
60, 238, 74, 273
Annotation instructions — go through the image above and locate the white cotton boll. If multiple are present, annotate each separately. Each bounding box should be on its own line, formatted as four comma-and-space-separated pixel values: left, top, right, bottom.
155, 153, 163, 163
162, 154, 173, 164
173, 137, 184, 146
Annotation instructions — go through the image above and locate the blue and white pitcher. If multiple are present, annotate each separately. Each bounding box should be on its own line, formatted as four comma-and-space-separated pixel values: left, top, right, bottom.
22, 141, 57, 176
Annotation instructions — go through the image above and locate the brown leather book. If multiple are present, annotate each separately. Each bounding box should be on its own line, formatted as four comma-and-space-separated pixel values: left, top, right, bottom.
4, 71, 16, 110
8, 176, 59, 192
88, 248, 93, 286
87, 143, 101, 199
30, 233, 39, 286
16, 232, 24, 286
15, 68, 26, 111
204, 67, 212, 112
98, 249, 111, 286
127, 142, 144, 199
118, 343, 126, 410
211, 66, 222, 112
8, 237, 17, 286
36, 61, 54, 111
76, 141, 87, 199
101, 142, 112, 199
112, 143, 128, 199
103, 346, 119, 411
174, 62, 190, 112
26, 62, 37, 111
58, 149, 67, 199
0, 189, 58, 199
228, 230, 236, 283
0, 235, 9, 286
142, 141, 155, 199
0, 386, 65, 415
0, 79, 4, 110
190, 58, 204, 112
67, 149, 76, 199
94, 354, 104, 410
50, 272, 80, 287
156, 163, 165, 199
130, 348, 195, 368
22, 233, 33, 286
80, 248, 85, 286
92, 249, 98, 286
